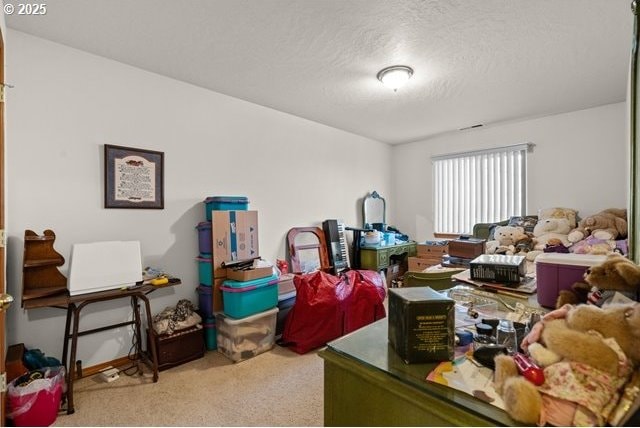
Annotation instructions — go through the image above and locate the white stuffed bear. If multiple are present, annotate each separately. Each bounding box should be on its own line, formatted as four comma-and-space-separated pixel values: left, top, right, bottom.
532, 217, 573, 249
526, 217, 573, 261
486, 225, 527, 255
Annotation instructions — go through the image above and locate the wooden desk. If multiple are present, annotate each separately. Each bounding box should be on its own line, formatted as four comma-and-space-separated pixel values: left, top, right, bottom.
24, 279, 181, 414
319, 318, 517, 427
359, 241, 417, 271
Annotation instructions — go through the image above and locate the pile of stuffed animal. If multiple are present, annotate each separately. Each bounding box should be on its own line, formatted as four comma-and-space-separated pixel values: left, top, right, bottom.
491, 254, 640, 426
484, 207, 628, 260
494, 302, 640, 426
479, 208, 638, 425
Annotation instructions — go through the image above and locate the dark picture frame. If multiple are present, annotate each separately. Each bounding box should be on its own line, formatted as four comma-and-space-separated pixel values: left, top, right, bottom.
104, 144, 164, 209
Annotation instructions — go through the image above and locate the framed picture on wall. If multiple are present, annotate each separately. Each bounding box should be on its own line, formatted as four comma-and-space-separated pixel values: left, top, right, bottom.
104, 144, 164, 209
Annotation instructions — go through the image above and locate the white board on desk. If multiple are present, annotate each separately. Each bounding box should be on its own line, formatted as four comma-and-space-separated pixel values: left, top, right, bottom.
68, 241, 143, 296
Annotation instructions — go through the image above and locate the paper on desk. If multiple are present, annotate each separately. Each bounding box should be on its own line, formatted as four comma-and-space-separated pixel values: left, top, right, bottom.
426, 349, 505, 410
423, 264, 466, 274
452, 269, 537, 295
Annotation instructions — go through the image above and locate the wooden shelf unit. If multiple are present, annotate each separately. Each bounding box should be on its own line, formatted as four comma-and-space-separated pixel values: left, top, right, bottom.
22, 229, 68, 305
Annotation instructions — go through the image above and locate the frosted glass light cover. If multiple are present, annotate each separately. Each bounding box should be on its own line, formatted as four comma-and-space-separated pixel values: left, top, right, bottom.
377, 65, 413, 91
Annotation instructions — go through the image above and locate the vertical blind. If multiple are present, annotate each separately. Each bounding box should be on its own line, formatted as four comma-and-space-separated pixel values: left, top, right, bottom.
432, 143, 532, 234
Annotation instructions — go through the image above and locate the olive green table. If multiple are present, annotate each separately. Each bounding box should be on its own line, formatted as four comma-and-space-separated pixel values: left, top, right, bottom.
359, 241, 417, 271
319, 318, 517, 427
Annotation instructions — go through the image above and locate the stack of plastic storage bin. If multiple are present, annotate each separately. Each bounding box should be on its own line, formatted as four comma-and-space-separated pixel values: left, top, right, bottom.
198, 196, 252, 352
196, 219, 216, 350
199, 195, 278, 363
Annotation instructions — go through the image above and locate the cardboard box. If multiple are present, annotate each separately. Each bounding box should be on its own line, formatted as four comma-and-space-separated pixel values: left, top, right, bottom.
6, 343, 28, 383
408, 256, 437, 272
416, 242, 448, 266
212, 210, 259, 278
417, 242, 448, 257
226, 266, 272, 282
388, 286, 455, 364
277, 273, 296, 295
213, 278, 225, 312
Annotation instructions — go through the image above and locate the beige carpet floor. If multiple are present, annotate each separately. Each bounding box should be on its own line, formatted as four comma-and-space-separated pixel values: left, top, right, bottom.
52, 345, 324, 427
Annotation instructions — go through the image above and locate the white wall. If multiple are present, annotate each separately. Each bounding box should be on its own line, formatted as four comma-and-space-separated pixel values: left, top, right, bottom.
0, 2, 5, 44
392, 103, 627, 241
7, 28, 628, 367
6, 30, 391, 366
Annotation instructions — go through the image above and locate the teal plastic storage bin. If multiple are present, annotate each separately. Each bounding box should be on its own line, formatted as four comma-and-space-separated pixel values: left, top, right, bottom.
196, 255, 212, 286
221, 274, 278, 319
203, 196, 249, 221
203, 318, 217, 350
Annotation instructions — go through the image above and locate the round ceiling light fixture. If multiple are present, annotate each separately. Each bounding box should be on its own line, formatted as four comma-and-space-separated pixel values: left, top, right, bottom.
376, 65, 414, 91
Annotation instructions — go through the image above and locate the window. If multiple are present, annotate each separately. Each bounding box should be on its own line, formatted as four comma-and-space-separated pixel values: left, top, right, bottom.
432, 143, 532, 235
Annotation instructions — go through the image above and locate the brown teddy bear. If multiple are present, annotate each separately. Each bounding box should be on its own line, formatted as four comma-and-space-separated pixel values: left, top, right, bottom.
494, 303, 640, 426
556, 254, 640, 308
567, 208, 628, 243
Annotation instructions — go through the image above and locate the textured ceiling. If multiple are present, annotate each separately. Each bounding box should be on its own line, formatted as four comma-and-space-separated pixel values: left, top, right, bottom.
6, 0, 633, 144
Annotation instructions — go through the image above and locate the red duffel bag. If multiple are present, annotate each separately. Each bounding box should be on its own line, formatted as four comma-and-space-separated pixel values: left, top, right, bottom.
281, 271, 345, 354
342, 270, 386, 334
281, 269, 386, 354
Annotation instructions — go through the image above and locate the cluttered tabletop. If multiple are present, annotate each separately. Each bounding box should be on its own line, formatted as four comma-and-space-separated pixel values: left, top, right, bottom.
321, 255, 553, 426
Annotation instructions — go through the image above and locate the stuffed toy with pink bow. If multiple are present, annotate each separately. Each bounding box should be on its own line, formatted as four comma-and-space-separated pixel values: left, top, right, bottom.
493, 303, 640, 426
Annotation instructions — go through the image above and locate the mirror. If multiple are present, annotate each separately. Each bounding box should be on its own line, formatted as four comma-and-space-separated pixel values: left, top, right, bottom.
286, 227, 330, 274
363, 191, 386, 229
631, 2, 639, 264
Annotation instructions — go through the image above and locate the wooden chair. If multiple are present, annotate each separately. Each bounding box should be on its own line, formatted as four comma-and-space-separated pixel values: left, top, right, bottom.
286, 227, 331, 274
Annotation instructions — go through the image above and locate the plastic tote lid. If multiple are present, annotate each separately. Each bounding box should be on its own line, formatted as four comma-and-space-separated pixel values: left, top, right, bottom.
534, 253, 607, 267
197, 285, 213, 293
203, 196, 249, 203
222, 274, 279, 289
214, 307, 279, 325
